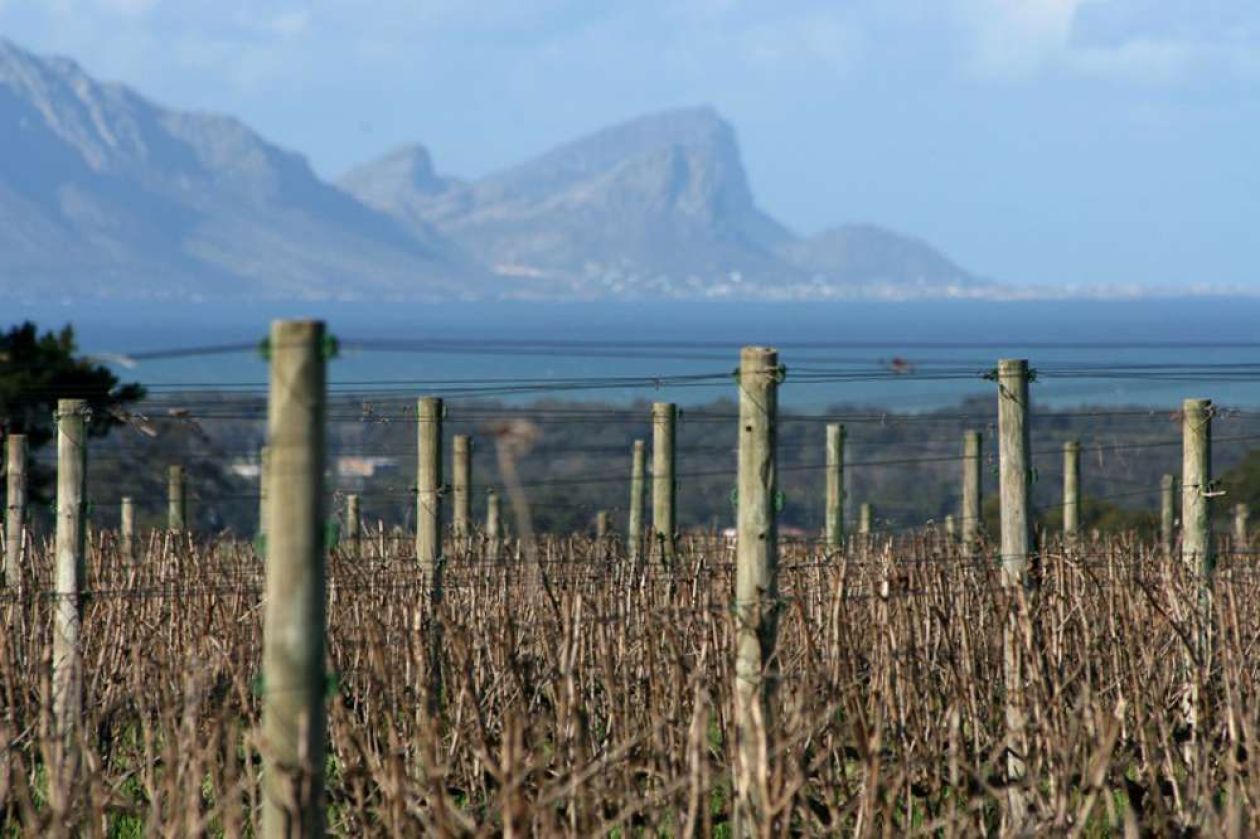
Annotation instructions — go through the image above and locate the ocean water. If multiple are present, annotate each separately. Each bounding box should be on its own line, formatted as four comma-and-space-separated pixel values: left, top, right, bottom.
12, 297, 1260, 411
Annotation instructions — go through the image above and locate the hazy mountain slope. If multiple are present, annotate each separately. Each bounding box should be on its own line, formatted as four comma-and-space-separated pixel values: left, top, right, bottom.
0, 39, 480, 299
780, 224, 986, 292
340, 107, 805, 294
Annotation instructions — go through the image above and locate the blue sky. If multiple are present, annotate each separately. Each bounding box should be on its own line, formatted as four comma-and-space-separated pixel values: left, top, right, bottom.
2, 1, 1258, 290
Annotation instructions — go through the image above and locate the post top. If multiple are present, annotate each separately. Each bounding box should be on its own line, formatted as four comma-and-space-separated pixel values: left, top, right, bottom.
997, 358, 1028, 369
740, 345, 778, 359
269, 319, 325, 336
1182, 397, 1212, 408
652, 401, 676, 413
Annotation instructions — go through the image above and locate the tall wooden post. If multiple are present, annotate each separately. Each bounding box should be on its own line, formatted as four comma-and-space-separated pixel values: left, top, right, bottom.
1234, 502, 1249, 551
595, 510, 609, 539
416, 396, 444, 714
1181, 398, 1213, 578
825, 423, 844, 549
628, 440, 647, 567
1063, 440, 1081, 545
998, 359, 1032, 585
733, 347, 780, 837
52, 400, 88, 807
5, 434, 26, 588
652, 403, 677, 569
345, 494, 361, 557
858, 502, 872, 535
961, 430, 982, 553
120, 497, 136, 563
485, 489, 501, 541
260, 320, 328, 839
167, 464, 186, 532
416, 397, 443, 584
996, 358, 1031, 826
1160, 474, 1177, 557
258, 446, 270, 540
452, 434, 471, 539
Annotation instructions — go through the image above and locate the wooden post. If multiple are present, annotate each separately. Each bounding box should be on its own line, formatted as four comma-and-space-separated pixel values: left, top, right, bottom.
1181, 398, 1213, 578
1063, 440, 1081, 545
825, 423, 844, 549
997, 359, 1032, 586
628, 439, 646, 567
652, 402, 677, 569
120, 497, 136, 563
961, 430, 982, 553
595, 510, 609, 540
858, 502, 872, 535
260, 320, 328, 839
416, 397, 443, 583
258, 446, 270, 539
416, 396, 444, 714
5, 434, 26, 588
345, 494, 361, 556
485, 489, 501, 541
944, 514, 956, 540
996, 358, 1031, 826
167, 464, 186, 532
1234, 502, 1249, 551
733, 346, 780, 836
452, 434, 471, 539
52, 400, 88, 807
1160, 474, 1177, 556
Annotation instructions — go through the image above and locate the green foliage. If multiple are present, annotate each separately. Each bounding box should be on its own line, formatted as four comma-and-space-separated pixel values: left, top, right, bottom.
1221, 448, 1260, 523
0, 320, 145, 451
1039, 497, 1158, 538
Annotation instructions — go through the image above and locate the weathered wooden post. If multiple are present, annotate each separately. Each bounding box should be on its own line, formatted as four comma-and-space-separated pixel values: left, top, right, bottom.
416, 396, 444, 714
596, 510, 609, 539
1063, 440, 1081, 545
345, 494, 361, 557
628, 439, 646, 567
996, 358, 1032, 825
961, 430, 982, 553
998, 359, 1032, 585
858, 502, 873, 535
167, 464, 186, 531
652, 402, 677, 569
416, 397, 443, 583
485, 489, 501, 542
452, 434, 471, 539
825, 423, 844, 549
944, 514, 956, 540
733, 346, 780, 836
1234, 503, 1249, 552
1181, 398, 1213, 578
260, 320, 328, 839
1160, 474, 1177, 557
120, 497, 136, 563
52, 400, 88, 808
5, 434, 26, 588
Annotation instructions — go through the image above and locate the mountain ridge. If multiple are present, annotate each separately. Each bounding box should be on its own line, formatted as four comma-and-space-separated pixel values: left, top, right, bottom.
0, 38, 988, 301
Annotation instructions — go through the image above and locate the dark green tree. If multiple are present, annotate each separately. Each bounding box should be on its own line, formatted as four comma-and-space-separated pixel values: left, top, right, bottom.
0, 322, 145, 497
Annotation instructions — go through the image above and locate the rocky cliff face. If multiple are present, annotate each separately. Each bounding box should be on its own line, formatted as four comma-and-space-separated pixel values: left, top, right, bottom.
0, 39, 480, 300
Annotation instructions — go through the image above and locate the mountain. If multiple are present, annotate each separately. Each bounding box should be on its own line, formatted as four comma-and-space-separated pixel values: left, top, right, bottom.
342, 108, 990, 298
340, 107, 804, 296
0, 39, 483, 300
0, 38, 989, 301
780, 225, 985, 295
